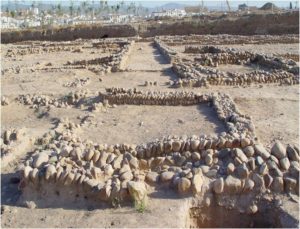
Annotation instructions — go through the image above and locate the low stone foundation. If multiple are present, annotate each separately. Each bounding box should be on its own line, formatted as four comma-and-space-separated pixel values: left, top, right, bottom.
153, 37, 299, 88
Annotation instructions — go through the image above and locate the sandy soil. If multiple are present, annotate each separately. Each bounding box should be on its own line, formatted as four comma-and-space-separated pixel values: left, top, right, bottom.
77, 104, 226, 145
186, 85, 300, 147
2, 44, 111, 70
1, 40, 299, 228
215, 64, 266, 73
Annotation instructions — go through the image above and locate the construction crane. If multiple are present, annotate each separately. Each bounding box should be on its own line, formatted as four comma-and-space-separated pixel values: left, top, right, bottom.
225, 0, 231, 12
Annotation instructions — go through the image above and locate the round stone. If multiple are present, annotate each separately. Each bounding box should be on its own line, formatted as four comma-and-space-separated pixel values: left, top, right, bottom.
227, 163, 235, 174
271, 141, 287, 159
247, 204, 258, 214
243, 146, 255, 157
205, 154, 213, 166
160, 171, 174, 182
191, 173, 203, 194
243, 179, 255, 192
146, 172, 159, 184
177, 177, 191, 194
280, 157, 290, 170
213, 178, 224, 194
191, 151, 201, 162
172, 141, 181, 152
191, 140, 200, 151
241, 138, 251, 148
254, 144, 270, 159
32, 152, 49, 168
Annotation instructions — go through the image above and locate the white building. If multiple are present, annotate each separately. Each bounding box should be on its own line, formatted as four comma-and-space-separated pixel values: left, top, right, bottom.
104, 14, 135, 24
33, 7, 39, 15
72, 19, 94, 25
151, 11, 165, 17
1, 17, 24, 29
71, 15, 96, 25
151, 9, 186, 18
29, 7, 39, 15
23, 17, 41, 27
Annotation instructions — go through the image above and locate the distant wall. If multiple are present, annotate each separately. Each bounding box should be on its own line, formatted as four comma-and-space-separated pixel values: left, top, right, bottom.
1, 24, 137, 44
141, 12, 299, 37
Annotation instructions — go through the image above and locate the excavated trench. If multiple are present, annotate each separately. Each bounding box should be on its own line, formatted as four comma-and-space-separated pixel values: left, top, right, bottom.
187, 200, 298, 228
189, 206, 278, 228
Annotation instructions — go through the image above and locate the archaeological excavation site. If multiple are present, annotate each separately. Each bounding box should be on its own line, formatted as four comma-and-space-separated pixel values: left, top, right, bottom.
1, 14, 299, 228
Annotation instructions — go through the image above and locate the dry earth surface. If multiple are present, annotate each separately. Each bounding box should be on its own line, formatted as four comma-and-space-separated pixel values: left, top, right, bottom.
1, 38, 299, 228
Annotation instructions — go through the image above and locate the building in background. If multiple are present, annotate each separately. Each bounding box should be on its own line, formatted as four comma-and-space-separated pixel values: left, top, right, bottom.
1, 16, 23, 29
103, 14, 135, 24
238, 3, 248, 11
33, 7, 39, 15
151, 9, 186, 18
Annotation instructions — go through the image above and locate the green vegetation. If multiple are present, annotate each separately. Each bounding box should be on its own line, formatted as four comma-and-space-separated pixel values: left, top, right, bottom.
10, 11, 16, 18
111, 197, 121, 208
134, 197, 147, 213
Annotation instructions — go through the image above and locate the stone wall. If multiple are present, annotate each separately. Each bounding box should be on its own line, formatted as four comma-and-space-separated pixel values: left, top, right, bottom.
154, 37, 178, 63
153, 38, 299, 88
19, 114, 299, 210
14, 87, 299, 212
172, 55, 299, 88
99, 88, 254, 137
65, 40, 134, 73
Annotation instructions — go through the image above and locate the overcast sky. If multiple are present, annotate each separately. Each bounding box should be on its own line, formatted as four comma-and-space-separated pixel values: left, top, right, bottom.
141, 1, 293, 7
2, 0, 295, 8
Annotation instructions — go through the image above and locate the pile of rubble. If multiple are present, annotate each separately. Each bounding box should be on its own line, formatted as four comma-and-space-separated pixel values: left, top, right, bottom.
17, 94, 70, 109
1, 128, 27, 160
17, 90, 90, 109
63, 77, 90, 88
1, 96, 9, 106
1, 129, 20, 157
281, 53, 299, 62
211, 93, 254, 137
144, 81, 158, 86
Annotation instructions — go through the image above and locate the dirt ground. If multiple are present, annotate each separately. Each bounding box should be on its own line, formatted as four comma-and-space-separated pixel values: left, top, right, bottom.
1, 40, 299, 228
